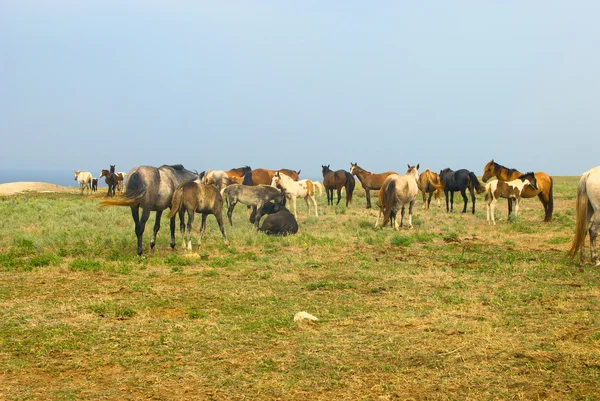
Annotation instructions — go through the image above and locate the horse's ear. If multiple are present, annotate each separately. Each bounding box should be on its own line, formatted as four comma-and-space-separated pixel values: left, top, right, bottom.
416, 164, 420, 170
407, 164, 410, 169
327, 165, 330, 168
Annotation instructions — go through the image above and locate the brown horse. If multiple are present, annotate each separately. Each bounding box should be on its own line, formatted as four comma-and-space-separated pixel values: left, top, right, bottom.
322, 165, 355, 206
417, 169, 443, 210
225, 166, 252, 183
243, 168, 300, 186
99, 165, 118, 197
349, 163, 396, 209
482, 160, 554, 222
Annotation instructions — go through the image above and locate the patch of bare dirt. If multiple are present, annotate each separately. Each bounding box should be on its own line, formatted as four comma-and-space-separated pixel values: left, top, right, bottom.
0, 182, 78, 196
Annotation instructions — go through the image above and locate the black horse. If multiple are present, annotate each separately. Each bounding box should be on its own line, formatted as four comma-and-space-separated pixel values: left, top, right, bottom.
321, 165, 355, 206
253, 201, 298, 235
99, 164, 198, 255
439, 168, 485, 214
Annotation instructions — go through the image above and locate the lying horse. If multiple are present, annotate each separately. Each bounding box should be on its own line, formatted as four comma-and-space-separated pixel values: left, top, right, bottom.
417, 169, 443, 210
74, 170, 92, 195
242, 168, 300, 186
221, 184, 284, 229
569, 166, 600, 266
271, 172, 318, 218
350, 162, 397, 209
376, 164, 419, 229
482, 160, 554, 222
99, 164, 198, 255
322, 165, 355, 206
257, 202, 298, 236
439, 168, 485, 214
99, 165, 119, 197
485, 172, 538, 225
168, 181, 229, 249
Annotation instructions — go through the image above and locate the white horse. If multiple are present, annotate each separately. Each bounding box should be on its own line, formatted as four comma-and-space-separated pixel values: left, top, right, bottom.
117, 172, 127, 193
484, 172, 537, 225
74, 170, 92, 195
569, 166, 600, 266
271, 172, 318, 219
376, 164, 419, 229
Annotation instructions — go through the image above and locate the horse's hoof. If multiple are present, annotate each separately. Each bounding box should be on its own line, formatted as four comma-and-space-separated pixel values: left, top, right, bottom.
224, 240, 230, 246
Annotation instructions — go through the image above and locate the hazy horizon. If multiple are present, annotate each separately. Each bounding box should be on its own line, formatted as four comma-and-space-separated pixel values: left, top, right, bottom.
2, 1, 598, 179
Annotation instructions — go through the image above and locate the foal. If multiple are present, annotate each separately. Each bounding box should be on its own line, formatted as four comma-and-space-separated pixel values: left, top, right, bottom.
271, 172, 318, 219
485, 172, 538, 225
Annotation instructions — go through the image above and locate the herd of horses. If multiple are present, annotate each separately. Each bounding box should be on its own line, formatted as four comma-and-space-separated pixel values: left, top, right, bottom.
74, 167, 127, 196
90, 160, 600, 268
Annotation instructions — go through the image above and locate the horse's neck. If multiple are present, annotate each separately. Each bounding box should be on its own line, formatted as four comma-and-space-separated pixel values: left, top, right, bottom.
496, 165, 521, 180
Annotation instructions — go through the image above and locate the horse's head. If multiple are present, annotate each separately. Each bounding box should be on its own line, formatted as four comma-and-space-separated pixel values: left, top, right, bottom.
110, 165, 116, 173
350, 163, 357, 175
321, 165, 331, 176
439, 168, 450, 180
99, 169, 108, 178
520, 172, 538, 191
74, 170, 80, 180
482, 159, 496, 183
271, 171, 281, 188
406, 164, 420, 179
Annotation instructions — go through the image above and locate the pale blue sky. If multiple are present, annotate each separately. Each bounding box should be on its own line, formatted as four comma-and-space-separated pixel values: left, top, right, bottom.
1, 1, 598, 180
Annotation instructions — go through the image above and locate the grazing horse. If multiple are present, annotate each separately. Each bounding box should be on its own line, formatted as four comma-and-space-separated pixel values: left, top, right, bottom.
98, 164, 198, 255
242, 168, 300, 186
376, 164, 420, 229
439, 168, 485, 214
74, 170, 92, 195
99, 166, 119, 197
485, 172, 538, 225
257, 202, 298, 235
417, 169, 443, 210
221, 184, 284, 229
349, 163, 397, 209
91, 178, 98, 192
168, 181, 229, 250
116, 172, 127, 193
321, 165, 355, 206
482, 160, 554, 222
271, 171, 318, 218
568, 166, 600, 266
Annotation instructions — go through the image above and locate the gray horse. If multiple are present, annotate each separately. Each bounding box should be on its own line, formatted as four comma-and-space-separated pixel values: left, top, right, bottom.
99, 164, 198, 255
221, 184, 283, 229
168, 181, 229, 250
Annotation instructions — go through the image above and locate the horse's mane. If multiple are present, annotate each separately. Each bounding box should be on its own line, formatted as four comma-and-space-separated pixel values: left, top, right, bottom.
492, 161, 519, 177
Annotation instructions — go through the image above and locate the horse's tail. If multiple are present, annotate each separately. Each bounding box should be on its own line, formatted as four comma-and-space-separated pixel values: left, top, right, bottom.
469, 172, 486, 194
314, 181, 323, 196
242, 171, 253, 186
221, 186, 231, 207
98, 171, 145, 208
546, 176, 554, 221
381, 180, 396, 227
568, 174, 590, 259
167, 186, 184, 219
345, 172, 355, 203
427, 170, 444, 190
484, 182, 492, 202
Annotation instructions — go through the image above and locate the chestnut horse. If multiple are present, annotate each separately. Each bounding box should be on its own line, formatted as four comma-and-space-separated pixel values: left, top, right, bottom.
225, 166, 252, 184
417, 169, 443, 210
322, 165, 355, 206
243, 168, 300, 186
482, 160, 554, 222
349, 163, 397, 209
568, 166, 600, 266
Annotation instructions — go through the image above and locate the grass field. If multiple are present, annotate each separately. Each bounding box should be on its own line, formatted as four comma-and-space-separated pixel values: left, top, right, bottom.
1, 176, 599, 400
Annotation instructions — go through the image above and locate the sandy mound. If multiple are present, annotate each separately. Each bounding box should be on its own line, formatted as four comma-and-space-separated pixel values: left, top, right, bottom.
0, 182, 79, 196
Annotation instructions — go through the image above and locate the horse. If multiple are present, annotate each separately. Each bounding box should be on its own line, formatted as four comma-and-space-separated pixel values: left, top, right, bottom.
313, 181, 324, 197
225, 166, 252, 183
221, 184, 284, 229
376, 164, 420, 229
349, 163, 397, 209
257, 202, 298, 235
484, 172, 538, 225
74, 170, 92, 195
99, 165, 119, 197
167, 181, 229, 250
91, 178, 98, 192
271, 171, 318, 219
568, 166, 600, 266
417, 169, 443, 210
482, 160, 554, 222
116, 172, 127, 193
202, 170, 231, 190
439, 168, 485, 214
98, 164, 199, 255
242, 168, 300, 186
321, 165, 355, 206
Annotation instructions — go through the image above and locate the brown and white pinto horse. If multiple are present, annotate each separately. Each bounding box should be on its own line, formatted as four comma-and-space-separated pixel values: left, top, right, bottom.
243, 168, 300, 186
349, 163, 397, 209
482, 160, 554, 222
484, 172, 538, 225
417, 169, 443, 210
322, 165, 355, 206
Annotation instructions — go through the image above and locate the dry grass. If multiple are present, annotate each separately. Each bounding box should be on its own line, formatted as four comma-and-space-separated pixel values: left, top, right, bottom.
1, 177, 599, 400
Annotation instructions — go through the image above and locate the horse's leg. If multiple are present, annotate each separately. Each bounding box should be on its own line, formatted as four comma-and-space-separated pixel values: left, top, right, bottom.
178, 209, 186, 248
450, 191, 455, 212
427, 191, 433, 210
135, 208, 151, 256
537, 189, 552, 222
365, 188, 372, 209
150, 210, 163, 251
400, 205, 405, 228
169, 215, 177, 250
408, 200, 414, 228
227, 200, 237, 226
336, 188, 342, 205
514, 198, 520, 216
589, 215, 600, 266
185, 211, 195, 250
254, 203, 263, 230
507, 198, 513, 216
460, 189, 468, 213
197, 213, 207, 248
421, 190, 427, 210
311, 195, 318, 217
444, 190, 450, 212
469, 187, 476, 214
486, 198, 491, 224
490, 198, 497, 225
215, 212, 229, 246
